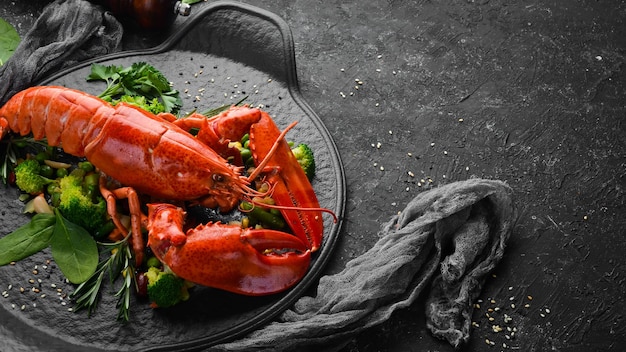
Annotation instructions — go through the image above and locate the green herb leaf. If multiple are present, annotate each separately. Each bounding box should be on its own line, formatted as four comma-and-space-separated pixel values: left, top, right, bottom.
0, 18, 20, 66
0, 213, 56, 265
86, 63, 122, 83
50, 209, 98, 284
71, 235, 135, 321
86, 62, 182, 114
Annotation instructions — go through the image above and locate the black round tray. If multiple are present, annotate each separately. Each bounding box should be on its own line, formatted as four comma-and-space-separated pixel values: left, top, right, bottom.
0, 2, 345, 351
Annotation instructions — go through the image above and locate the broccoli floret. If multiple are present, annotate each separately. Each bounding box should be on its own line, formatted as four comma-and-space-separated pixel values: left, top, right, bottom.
116, 95, 166, 114
55, 173, 108, 234
145, 266, 190, 308
14, 159, 52, 194
291, 143, 315, 180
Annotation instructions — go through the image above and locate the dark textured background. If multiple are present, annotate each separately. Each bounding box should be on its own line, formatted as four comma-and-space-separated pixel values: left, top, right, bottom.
2, 0, 625, 351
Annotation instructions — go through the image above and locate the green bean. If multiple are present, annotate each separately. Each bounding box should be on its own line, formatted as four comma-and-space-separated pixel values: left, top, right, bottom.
34, 151, 49, 163
239, 148, 252, 161
78, 161, 95, 173
39, 164, 54, 178
56, 167, 69, 178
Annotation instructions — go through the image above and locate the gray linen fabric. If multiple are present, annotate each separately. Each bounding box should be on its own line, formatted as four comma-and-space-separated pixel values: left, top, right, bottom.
211, 178, 515, 351
0, 0, 123, 105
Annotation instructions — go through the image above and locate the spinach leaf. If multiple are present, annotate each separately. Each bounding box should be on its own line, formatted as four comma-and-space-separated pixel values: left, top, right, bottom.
0, 18, 20, 66
50, 210, 98, 284
0, 213, 56, 265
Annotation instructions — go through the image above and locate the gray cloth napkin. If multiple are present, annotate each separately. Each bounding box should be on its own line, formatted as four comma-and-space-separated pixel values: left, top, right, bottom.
211, 178, 516, 351
0, 0, 123, 106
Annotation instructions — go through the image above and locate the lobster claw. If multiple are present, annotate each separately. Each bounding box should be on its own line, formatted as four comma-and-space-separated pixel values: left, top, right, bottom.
248, 111, 325, 251
147, 204, 312, 296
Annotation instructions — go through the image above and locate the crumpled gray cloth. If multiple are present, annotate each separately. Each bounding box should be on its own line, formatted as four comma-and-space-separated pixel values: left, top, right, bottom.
0, 0, 123, 106
210, 178, 516, 351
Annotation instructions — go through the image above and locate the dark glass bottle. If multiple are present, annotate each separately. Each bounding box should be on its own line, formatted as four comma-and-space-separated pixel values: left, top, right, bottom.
96, 0, 191, 29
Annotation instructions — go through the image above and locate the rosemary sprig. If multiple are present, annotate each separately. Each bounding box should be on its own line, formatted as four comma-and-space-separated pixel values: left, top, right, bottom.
71, 234, 136, 322
1, 136, 50, 185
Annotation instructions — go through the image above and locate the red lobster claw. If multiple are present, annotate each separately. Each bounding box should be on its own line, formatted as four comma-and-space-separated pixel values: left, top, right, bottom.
146, 204, 312, 296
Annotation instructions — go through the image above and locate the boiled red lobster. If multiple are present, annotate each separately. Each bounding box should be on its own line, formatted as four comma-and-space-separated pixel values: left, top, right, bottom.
0, 86, 331, 296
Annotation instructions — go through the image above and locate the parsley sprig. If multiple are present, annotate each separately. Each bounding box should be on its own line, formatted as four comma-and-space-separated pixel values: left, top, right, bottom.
87, 62, 183, 114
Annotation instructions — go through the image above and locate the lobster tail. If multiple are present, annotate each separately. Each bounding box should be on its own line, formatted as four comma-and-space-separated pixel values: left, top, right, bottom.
0, 86, 113, 156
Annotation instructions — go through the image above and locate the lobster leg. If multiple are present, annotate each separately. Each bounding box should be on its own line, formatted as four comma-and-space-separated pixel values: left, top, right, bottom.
147, 203, 311, 295
99, 176, 146, 266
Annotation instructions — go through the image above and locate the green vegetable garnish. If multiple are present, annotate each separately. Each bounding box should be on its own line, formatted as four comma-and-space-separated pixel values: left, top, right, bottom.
145, 266, 190, 308
71, 235, 135, 321
87, 62, 183, 114
14, 159, 54, 194
291, 143, 316, 180
53, 172, 109, 234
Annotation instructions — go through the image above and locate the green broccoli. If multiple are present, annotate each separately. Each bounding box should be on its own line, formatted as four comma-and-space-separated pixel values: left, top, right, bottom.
116, 95, 166, 114
145, 266, 190, 308
291, 143, 315, 180
54, 172, 108, 234
14, 159, 53, 194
